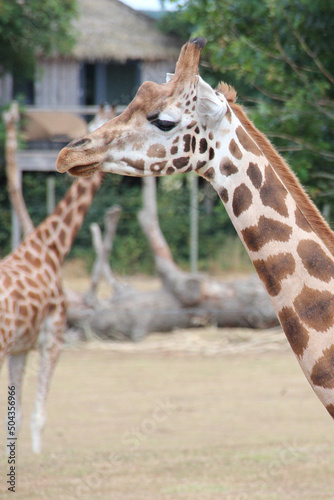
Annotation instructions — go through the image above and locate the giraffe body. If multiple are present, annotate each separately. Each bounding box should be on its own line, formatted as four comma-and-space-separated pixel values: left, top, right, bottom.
0, 173, 102, 453
56, 38, 334, 420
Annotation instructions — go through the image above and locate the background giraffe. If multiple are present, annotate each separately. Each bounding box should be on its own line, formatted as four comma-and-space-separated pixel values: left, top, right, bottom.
0, 103, 117, 453
56, 38, 334, 421
0, 171, 102, 453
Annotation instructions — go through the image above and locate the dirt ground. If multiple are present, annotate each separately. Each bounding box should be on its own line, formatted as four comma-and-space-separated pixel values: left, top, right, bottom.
1, 328, 334, 500
1, 267, 334, 499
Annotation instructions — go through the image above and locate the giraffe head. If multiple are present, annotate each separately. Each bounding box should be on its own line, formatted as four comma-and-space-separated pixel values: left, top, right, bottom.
56, 38, 230, 178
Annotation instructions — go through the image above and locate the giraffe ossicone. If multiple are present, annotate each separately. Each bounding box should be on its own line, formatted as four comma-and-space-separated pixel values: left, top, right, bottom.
56, 38, 334, 420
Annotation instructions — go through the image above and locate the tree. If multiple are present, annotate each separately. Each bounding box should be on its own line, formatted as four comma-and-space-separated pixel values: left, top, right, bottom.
171, 0, 334, 213
0, 0, 77, 78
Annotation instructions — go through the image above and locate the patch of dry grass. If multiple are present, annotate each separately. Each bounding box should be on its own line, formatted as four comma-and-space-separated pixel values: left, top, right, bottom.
1, 334, 334, 499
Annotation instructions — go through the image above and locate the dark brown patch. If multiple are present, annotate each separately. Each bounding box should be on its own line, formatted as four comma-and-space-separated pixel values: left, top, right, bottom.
77, 183, 86, 197
30, 239, 41, 253
150, 161, 167, 173
260, 165, 288, 217
183, 134, 191, 153
195, 160, 207, 171
203, 167, 215, 180
253, 253, 295, 296
232, 184, 253, 217
219, 188, 229, 203
326, 404, 334, 419
219, 157, 238, 176
199, 138, 208, 154
124, 158, 145, 170
170, 145, 178, 155
247, 162, 262, 189
295, 208, 313, 232
63, 212, 72, 226
3, 275, 12, 288
25, 251, 42, 268
241, 216, 292, 252
229, 139, 242, 160
236, 126, 262, 156
194, 126, 200, 134
173, 136, 179, 144
166, 167, 175, 175
187, 120, 197, 129
59, 229, 67, 246
297, 240, 334, 282
147, 144, 166, 158
191, 136, 196, 153
173, 157, 190, 169
294, 285, 334, 332
311, 344, 334, 388
209, 147, 215, 160
278, 307, 309, 357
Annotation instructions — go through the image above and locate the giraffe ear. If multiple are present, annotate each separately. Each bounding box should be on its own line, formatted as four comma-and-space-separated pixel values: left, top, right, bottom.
196, 76, 227, 129
166, 73, 174, 83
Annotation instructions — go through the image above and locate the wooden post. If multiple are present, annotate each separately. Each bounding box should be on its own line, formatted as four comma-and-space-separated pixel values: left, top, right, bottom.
189, 172, 198, 273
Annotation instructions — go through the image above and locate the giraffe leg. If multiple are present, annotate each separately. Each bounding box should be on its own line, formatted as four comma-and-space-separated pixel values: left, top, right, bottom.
31, 307, 65, 454
6, 352, 27, 452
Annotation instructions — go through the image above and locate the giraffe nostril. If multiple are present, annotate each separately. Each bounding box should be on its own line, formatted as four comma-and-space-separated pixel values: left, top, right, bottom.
69, 137, 91, 148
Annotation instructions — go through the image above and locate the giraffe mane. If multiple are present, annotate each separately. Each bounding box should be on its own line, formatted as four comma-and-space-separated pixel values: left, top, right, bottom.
218, 84, 334, 255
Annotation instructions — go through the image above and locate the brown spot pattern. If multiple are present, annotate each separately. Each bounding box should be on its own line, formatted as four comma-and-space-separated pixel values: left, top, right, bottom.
209, 147, 215, 160
219, 157, 238, 176
253, 253, 295, 296
260, 165, 288, 217
187, 120, 197, 129
191, 136, 196, 153
241, 216, 292, 252
236, 126, 262, 156
183, 134, 191, 153
147, 144, 166, 158
294, 285, 334, 332
326, 404, 334, 418
229, 139, 242, 160
297, 240, 334, 282
196, 160, 206, 171
278, 307, 309, 357
150, 161, 167, 173
247, 162, 262, 189
203, 167, 215, 180
199, 138, 208, 154
311, 344, 334, 388
219, 188, 229, 203
170, 146, 178, 155
173, 157, 190, 169
124, 158, 145, 170
232, 184, 253, 217
295, 208, 312, 232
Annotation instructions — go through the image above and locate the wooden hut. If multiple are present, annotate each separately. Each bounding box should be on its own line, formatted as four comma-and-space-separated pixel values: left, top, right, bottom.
0, 0, 181, 108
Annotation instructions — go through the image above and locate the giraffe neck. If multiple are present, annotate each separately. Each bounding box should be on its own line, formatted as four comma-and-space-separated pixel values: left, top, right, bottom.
201, 103, 334, 416
20, 172, 103, 265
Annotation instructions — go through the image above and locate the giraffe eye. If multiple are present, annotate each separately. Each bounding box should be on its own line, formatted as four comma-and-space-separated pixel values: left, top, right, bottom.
150, 118, 177, 132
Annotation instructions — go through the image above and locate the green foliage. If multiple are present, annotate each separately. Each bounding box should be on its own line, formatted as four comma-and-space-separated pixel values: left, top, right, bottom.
0, 0, 77, 77
172, 0, 334, 220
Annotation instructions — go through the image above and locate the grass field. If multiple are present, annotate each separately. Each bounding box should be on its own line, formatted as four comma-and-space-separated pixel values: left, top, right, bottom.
1, 326, 334, 500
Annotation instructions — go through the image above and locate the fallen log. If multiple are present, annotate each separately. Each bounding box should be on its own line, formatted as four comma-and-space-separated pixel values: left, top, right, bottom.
67, 177, 278, 341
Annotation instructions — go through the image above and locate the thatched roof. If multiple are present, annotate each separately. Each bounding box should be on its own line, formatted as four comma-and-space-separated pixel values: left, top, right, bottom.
71, 0, 182, 62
